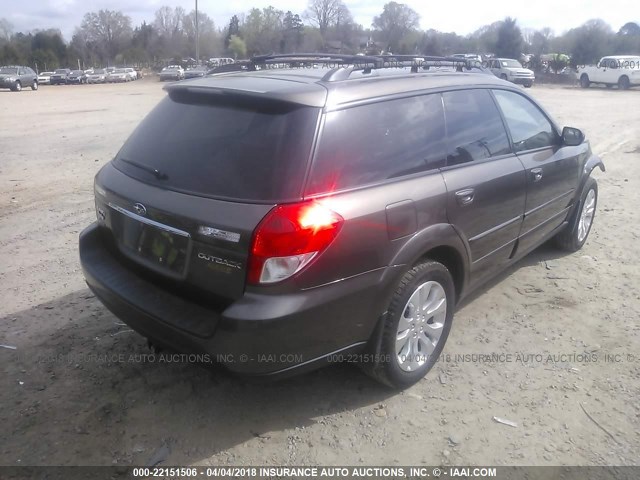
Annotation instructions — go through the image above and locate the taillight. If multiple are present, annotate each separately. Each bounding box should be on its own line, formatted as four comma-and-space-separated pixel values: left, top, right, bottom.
248, 202, 344, 284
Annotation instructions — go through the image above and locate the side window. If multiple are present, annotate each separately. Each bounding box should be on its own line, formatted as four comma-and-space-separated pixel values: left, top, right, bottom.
493, 90, 558, 153
442, 89, 510, 166
306, 94, 447, 195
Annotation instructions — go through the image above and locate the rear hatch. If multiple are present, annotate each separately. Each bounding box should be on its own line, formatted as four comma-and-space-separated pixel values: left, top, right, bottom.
94, 88, 320, 300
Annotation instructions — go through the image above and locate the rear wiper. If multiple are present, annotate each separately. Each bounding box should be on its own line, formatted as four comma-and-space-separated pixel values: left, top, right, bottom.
118, 158, 168, 180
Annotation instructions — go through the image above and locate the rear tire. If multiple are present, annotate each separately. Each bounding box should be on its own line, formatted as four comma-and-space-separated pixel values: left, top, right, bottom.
618, 75, 630, 90
580, 74, 590, 88
554, 177, 598, 252
361, 260, 454, 389
31, 80, 38, 90
13, 80, 21, 92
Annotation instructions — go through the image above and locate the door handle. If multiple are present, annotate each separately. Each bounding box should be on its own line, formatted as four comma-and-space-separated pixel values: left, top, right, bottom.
455, 188, 475, 206
531, 168, 543, 182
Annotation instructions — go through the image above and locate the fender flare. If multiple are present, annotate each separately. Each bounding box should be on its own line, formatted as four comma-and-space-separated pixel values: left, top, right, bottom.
567, 153, 605, 223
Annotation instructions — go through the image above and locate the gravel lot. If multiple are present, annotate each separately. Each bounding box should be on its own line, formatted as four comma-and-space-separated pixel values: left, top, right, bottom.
1, 79, 639, 467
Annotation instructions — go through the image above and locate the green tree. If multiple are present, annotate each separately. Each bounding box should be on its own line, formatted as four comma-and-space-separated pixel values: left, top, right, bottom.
281, 11, 304, 52
228, 34, 246, 59
225, 15, 240, 50
615, 21, 640, 55
618, 22, 640, 36
568, 19, 613, 65
241, 7, 285, 55
494, 17, 523, 58
373, 2, 420, 53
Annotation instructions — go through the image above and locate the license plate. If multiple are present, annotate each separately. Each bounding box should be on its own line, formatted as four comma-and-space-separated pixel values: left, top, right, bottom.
108, 203, 191, 279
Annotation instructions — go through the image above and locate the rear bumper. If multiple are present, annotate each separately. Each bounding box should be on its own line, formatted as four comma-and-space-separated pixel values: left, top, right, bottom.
79, 223, 389, 377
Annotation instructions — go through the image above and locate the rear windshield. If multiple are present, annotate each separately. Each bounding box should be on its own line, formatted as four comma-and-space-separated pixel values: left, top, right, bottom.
114, 93, 319, 202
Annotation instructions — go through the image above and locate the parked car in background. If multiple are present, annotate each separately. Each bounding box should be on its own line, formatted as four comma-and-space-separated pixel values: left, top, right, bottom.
124, 68, 138, 81
80, 54, 604, 388
37, 71, 53, 85
50, 69, 71, 85
159, 65, 184, 81
453, 53, 483, 64
488, 58, 535, 87
207, 61, 255, 75
184, 65, 208, 79
87, 69, 108, 84
0, 66, 38, 91
107, 69, 129, 83
577, 56, 640, 90
67, 70, 88, 84
208, 57, 235, 68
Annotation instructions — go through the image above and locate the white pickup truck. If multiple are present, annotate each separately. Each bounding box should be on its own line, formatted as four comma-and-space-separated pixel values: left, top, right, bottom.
577, 56, 640, 90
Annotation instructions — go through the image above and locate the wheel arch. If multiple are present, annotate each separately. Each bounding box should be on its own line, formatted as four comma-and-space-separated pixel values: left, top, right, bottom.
566, 153, 605, 227
382, 223, 470, 305
415, 245, 465, 304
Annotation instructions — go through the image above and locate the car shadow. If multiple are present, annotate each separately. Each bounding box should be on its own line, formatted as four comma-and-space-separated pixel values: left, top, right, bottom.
456, 240, 576, 310
0, 289, 394, 466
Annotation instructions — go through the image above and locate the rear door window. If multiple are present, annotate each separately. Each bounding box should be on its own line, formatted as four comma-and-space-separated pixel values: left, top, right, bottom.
493, 90, 558, 152
114, 93, 319, 202
306, 94, 446, 195
442, 89, 511, 166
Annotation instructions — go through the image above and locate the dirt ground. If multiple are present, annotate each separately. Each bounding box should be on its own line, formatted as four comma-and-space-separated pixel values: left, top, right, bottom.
1, 78, 639, 468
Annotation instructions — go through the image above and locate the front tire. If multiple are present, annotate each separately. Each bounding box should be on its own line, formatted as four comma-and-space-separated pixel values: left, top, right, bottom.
554, 177, 598, 252
31, 80, 38, 90
362, 260, 454, 389
580, 74, 590, 88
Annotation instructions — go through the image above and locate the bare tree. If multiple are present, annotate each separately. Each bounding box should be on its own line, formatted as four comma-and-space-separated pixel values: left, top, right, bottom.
154, 6, 185, 39
0, 17, 14, 41
372, 2, 420, 52
153, 6, 187, 58
79, 10, 133, 63
184, 11, 221, 58
305, 0, 350, 37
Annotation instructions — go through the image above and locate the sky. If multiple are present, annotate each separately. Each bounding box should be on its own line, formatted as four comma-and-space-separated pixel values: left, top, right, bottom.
1, 0, 638, 42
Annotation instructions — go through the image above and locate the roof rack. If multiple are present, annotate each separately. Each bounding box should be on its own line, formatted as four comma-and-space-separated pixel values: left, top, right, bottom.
249, 53, 489, 81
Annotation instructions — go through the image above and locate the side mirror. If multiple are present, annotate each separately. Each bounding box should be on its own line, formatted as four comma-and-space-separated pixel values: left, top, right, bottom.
562, 126, 585, 146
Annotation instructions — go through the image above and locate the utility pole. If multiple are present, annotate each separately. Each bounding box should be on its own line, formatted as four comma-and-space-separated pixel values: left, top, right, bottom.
195, 0, 199, 64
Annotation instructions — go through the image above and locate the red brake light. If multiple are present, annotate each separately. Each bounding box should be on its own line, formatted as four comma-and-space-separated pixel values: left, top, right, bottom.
248, 202, 344, 284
